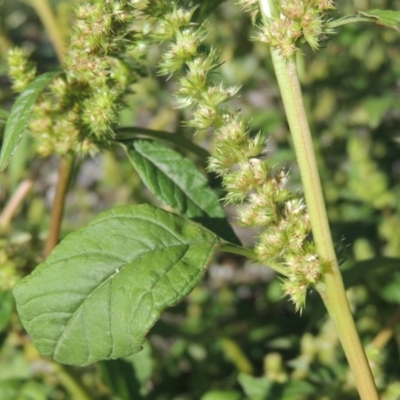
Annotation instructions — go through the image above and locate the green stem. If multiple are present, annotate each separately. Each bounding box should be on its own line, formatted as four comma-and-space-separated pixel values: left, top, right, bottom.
45, 152, 74, 257
221, 245, 288, 276
116, 127, 210, 160
0, 178, 33, 231
220, 244, 258, 260
29, 0, 65, 63
0, 158, 46, 231
328, 16, 375, 29
269, 49, 378, 400
257, 0, 378, 396
51, 362, 92, 400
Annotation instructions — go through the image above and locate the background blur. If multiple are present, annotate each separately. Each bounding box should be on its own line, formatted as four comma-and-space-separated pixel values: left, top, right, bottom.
0, 0, 400, 399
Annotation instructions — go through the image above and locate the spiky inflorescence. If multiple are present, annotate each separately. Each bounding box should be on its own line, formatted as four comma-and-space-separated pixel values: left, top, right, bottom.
138, 0, 328, 311
238, 0, 336, 58
7, 48, 37, 93
7, 0, 146, 156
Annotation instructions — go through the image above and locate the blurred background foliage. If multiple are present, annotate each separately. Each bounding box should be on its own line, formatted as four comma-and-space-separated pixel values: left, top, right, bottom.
0, 0, 400, 399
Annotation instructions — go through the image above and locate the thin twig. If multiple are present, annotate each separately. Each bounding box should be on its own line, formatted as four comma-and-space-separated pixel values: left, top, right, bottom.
328, 16, 375, 29
0, 179, 33, 231
0, 160, 46, 231
45, 153, 74, 257
51, 362, 92, 400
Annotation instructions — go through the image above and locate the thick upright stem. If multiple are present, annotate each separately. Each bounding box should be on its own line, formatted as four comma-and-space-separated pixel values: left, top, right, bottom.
269, 49, 379, 400
45, 153, 74, 257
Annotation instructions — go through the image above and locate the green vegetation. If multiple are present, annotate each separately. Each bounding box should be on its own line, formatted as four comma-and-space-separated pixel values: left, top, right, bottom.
0, 1, 400, 399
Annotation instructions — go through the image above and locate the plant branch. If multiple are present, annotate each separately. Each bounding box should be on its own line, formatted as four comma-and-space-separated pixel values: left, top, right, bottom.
23, 342, 92, 399
45, 153, 74, 257
268, 47, 378, 399
0, 159, 46, 231
51, 362, 92, 400
220, 244, 258, 260
116, 127, 210, 160
328, 16, 375, 29
0, 179, 33, 231
221, 244, 288, 276
29, 0, 65, 63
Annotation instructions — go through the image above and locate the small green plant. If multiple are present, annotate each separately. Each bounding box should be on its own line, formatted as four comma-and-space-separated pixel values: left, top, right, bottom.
1, 0, 400, 399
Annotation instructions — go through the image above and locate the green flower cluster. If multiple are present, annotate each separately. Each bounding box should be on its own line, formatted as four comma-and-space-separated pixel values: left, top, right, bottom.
141, 1, 322, 311
7, 48, 37, 93
7, 0, 145, 156
238, 0, 335, 57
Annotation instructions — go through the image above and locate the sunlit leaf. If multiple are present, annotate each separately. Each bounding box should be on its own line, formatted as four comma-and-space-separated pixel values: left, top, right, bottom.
126, 139, 240, 244
13, 204, 222, 366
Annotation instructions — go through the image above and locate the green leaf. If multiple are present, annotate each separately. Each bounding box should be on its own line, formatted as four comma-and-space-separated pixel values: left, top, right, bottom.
126, 139, 240, 244
358, 9, 400, 31
220, 337, 254, 374
277, 380, 315, 400
237, 373, 272, 400
238, 374, 315, 400
13, 204, 222, 366
381, 278, 400, 304
0, 109, 9, 122
0, 380, 49, 400
116, 126, 210, 159
100, 359, 142, 399
0, 291, 14, 332
0, 381, 22, 400
0, 71, 60, 171
100, 341, 153, 398
200, 390, 242, 400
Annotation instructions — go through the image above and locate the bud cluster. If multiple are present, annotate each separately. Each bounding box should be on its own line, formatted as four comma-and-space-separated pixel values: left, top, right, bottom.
141, 1, 323, 311
238, 0, 335, 57
7, 0, 145, 156
7, 48, 37, 93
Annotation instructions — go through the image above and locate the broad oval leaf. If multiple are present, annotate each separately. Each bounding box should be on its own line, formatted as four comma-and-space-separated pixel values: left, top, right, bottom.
126, 139, 240, 244
0, 71, 61, 171
13, 204, 222, 366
